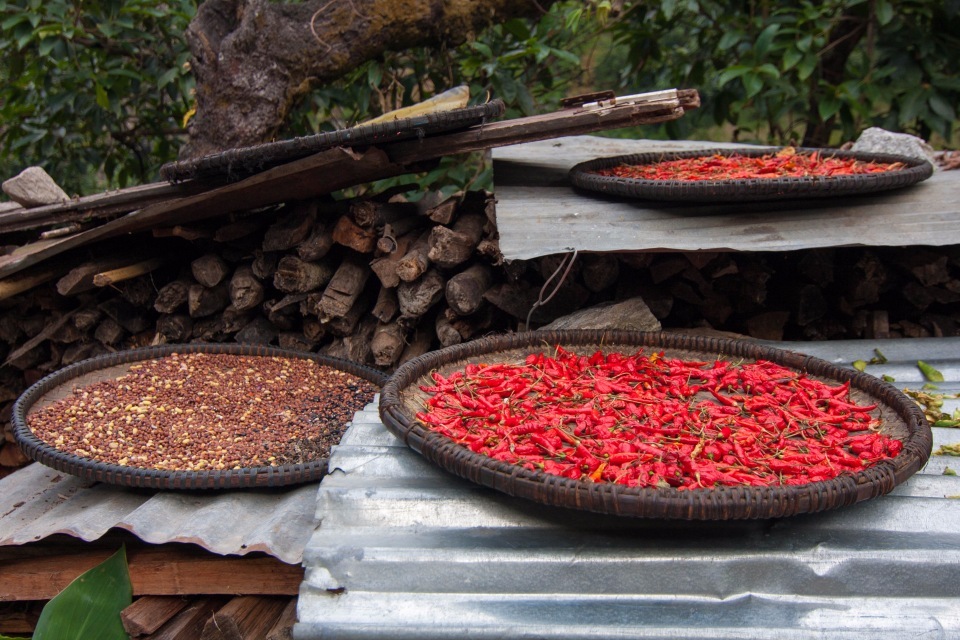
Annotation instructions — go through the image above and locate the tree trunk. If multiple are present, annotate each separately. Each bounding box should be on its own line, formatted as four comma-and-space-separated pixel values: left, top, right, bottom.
183, 0, 556, 157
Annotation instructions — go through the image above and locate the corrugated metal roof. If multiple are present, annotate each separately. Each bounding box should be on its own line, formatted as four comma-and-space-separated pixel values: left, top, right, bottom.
491, 136, 957, 260
0, 455, 323, 564
295, 337, 960, 639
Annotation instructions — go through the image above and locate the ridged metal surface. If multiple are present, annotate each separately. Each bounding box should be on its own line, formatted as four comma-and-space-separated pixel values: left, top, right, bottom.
296, 338, 960, 639
0, 458, 320, 564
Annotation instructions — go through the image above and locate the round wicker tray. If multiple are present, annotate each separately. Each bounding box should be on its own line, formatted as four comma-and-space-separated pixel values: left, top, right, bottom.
568, 148, 934, 203
160, 100, 506, 183
379, 330, 932, 520
13, 343, 386, 490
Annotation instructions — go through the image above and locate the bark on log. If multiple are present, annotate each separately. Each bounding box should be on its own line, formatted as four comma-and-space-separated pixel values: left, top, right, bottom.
445, 263, 492, 316
273, 256, 333, 294
296, 224, 334, 262
263, 201, 317, 252
229, 265, 265, 312
191, 254, 231, 288
427, 212, 484, 269
100, 297, 150, 333
395, 229, 433, 283
188, 283, 231, 318
325, 292, 371, 337
318, 254, 369, 322
418, 193, 458, 225
236, 317, 278, 344
182, 0, 553, 157
331, 215, 378, 254
221, 304, 254, 333
301, 317, 325, 343
435, 308, 462, 347
371, 321, 407, 367
398, 327, 434, 365
251, 251, 279, 281
94, 318, 126, 346
376, 216, 427, 254
157, 314, 193, 342
397, 268, 445, 318
265, 295, 306, 330
154, 279, 192, 314
370, 232, 415, 288
372, 286, 399, 323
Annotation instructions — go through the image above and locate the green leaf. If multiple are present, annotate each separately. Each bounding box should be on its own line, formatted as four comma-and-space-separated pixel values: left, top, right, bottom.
94, 83, 109, 109
782, 47, 803, 71
743, 73, 763, 98
945, 467, 958, 476
796, 54, 817, 81
754, 24, 779, 57
875, 0, 894, 26
817, 96, 841, 121
33, 546, 132, 640
716, 65, 751, 88
918, 361, 945, 382
157, 67, 178, 89
852, 360, 868, 372
929, 94, 956, 121
881, 374, 896, 382
871, 349, 888, 364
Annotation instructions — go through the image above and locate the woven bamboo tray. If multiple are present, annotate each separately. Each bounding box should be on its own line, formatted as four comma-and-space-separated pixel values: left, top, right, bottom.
379, 330, 932, 520
568, 148, 934, 203
13, 343, 386, 490
160, 100, 506, 183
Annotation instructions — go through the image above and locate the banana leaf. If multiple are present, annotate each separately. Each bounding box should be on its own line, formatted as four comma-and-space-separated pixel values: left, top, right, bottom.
32, 546, 132, 640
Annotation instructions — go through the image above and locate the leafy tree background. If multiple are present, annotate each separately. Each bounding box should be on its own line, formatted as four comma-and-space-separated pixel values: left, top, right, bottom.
1, 0, 957, 196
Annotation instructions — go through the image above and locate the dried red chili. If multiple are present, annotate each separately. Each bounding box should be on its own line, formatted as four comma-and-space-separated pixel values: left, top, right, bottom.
594, 147, 905, 182
416, 347, 903, 490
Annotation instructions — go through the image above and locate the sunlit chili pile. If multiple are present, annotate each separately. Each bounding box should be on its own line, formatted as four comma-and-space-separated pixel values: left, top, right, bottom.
594, 147, 905, 181
416, 347, 903, 490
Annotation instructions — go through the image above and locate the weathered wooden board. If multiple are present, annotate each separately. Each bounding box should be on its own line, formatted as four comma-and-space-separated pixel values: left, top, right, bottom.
491, 136, 959, 260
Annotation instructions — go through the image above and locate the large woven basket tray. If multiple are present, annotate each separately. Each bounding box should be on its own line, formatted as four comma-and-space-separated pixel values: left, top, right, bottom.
13, 343, 386, 491
379, 330, 932, 520
568, 147, 934, 203
160, 100, 505, 183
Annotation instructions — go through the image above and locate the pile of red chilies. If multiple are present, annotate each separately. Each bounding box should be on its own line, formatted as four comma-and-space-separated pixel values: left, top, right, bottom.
416, 347, 903, 490
595, 151, 904, 181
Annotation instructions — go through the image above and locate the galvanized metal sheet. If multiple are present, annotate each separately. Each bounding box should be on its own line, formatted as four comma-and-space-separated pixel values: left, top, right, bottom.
296, 338, 960, 640
0, 456, 323, 564
491, 137, 957, 261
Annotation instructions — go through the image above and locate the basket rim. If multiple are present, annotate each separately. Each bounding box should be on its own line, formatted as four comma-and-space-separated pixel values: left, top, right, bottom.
567, 147, 934, 203
379, 329, 932, 520
12, 343, 386, 491
160, 100, 506, 183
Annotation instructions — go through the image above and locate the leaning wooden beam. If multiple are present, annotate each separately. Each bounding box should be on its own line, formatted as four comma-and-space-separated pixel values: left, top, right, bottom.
0, 262, 64, 301
92, 258, 166, 287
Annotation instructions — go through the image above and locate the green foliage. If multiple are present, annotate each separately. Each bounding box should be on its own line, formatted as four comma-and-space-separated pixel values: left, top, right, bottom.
0, 0, 195, 193
31, 546, 132, 640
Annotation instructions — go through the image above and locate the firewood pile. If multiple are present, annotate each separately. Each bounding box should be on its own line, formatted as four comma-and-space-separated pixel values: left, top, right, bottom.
1, 180, 958, 477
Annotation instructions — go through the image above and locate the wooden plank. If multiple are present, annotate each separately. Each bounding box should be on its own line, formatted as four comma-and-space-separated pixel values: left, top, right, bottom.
0, 547, 305, 601
144, 596, 230, 640
491, 136, 960, 260
93, 258, 165, 287
122, 596, 190, 636
200, 596, 289, 640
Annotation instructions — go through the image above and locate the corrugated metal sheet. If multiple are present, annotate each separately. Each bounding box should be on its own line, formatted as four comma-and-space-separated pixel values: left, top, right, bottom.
491, 136, 957, 261
0, 456, 323, 564
296, 338, 960, 639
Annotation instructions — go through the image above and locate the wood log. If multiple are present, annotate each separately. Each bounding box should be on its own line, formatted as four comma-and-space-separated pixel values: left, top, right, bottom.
398, 269, 445, 318
61, 341, 99, 366
214, 219, 265, 243
296, 223, 334, 262
229, 265, 265, 312
349, 200, 413, 229
72, 306, 103, 332
144, 597, 231, 640
251, 251, 279, 281
156, 314, 193, 342
580, 254, 620, 293
277, 331, 318, 352
265, 598, 297, 640
321, 316, 376, 365
265, 295, 305, 331
445, 263, 492, 316
325, 292, 371, 337
120, 276, 158, 309
300, 292, 323, 318
419, 193, 458, 225
190, 317, 226, 342
0, 314, 23, 344
427, 211, 484, 269
94, 317, 126, 346
121, 596, 189, 637
235, 317, 277, 345
376, 216, 427, 255
221, 305, 254, 334
372, 286, 399, 323
395, 229, 433, 283
154, 279, 192, 314
57, 256, 135, 295
99, 297, 150, 333
188, 283, 230, 318
301, 318, 325, 344
483, 281, 590, 325
0, 601, 41, 635
0, 263, 63, 301
475, 238, 502, 264
331, 214, 377, 253
371, 321, 407, 367
318, 254, 369, 322
370, 232, 415, 288
397, 327, 434, 366
152, 225, 212, 241
435, 310, 462, 347
262, 200, 317, 252
191, 254, 231, 288
0, 442, 28, 467
200, 596, 289, 640
273, 256, 333, 294
444, 305, 494, 342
